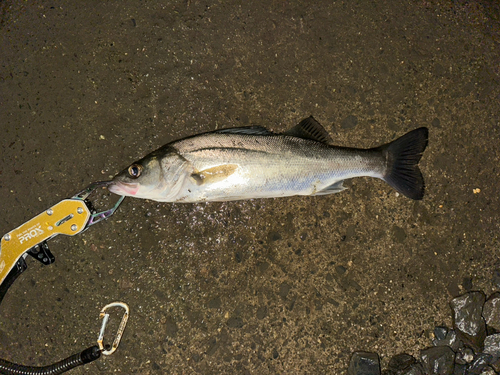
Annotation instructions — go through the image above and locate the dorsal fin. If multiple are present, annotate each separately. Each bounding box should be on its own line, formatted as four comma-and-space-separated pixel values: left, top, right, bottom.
284, 116, 332, 143
214, 126, 274, 136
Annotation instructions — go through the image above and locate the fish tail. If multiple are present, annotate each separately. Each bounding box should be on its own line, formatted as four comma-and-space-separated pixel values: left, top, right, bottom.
379, 127, 429, 200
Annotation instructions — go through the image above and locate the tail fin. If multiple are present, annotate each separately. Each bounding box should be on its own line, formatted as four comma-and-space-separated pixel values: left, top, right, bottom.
380, 127, 429, 200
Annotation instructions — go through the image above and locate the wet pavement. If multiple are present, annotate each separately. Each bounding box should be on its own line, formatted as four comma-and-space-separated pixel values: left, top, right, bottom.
1, 0, 499, 374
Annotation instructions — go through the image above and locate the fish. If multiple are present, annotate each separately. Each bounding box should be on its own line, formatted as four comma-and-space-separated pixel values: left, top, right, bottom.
108, 117, 428, 202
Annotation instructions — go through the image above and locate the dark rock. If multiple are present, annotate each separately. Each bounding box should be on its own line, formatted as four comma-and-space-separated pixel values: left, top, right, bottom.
326, 298, 340, 307
206, 337, 218, 356
388, 353, 417, 370
278, 282, 291, 298
272, 348, 279, 359
165, 316, 178, 337
227, 317, 244, 328
258, 261, 269, 273
450, 291, 487, 352
466, 353, 493, 375
455, 346, 475, 365
447, 281, 461, 298
453, 363, 466, 375
432, 328, 461, 351
489, 357, 500, 374
336, 265, 347, 275
348, 351, 381, 375
462, 277, 473, 292
267, 231, 281, 242
341, 115, 358, 130
392, 225, 407, 243
152, 361, 161, 370
256, 306, 267, 320
420, 346, 455, 375
434, 327, 449, 341
479, 366, 496, 375
208, 297, 221, 309
484, 334, 500, 360
385, 353, 424, 375
483, 293, 500, 331
403, 364, 424, 375
492, 270, 500, 289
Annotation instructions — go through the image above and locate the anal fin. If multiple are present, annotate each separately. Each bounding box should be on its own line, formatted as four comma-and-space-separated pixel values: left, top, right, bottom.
312, 180, 347, 196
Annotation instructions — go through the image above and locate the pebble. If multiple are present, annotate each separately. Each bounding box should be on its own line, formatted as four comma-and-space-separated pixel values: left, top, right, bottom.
455, 346, 475, 364
483, 293, 500, 332
348, 352, 381, 375
483, 334, 500, 360
493, 270, 500, 289
433, 328, 461, 351
385, 353, 424, 375
420, 346, 455, 375
450, 291, 486, 352
466, 353, 493, 375
350, 288, 500, 374
453, 363, 467, 375
433, 326, 448, 341
480, 367, 496, 375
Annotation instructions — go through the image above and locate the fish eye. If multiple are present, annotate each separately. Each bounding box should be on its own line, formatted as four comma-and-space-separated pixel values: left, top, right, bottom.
128, 164, 142, 178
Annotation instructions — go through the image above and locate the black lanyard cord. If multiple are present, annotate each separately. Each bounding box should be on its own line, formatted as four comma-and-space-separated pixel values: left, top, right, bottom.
0, 346, 101, 375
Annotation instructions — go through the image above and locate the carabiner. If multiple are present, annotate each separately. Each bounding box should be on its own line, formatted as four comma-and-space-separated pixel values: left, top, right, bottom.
97, 302, 130, 356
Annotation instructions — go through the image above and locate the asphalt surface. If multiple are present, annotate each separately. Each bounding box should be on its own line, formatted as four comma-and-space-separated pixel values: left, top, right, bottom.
0, 1, 499, 374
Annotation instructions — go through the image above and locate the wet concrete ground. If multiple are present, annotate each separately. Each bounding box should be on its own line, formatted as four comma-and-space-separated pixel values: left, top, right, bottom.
1, 0, 499, 374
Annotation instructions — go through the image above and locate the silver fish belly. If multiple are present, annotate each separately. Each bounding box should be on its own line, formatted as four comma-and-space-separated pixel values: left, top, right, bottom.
108, 117, 428, 202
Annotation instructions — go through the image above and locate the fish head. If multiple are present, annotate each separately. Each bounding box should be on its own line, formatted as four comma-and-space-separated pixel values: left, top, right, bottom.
108, 155, 164, 199
108, 148, 190, 201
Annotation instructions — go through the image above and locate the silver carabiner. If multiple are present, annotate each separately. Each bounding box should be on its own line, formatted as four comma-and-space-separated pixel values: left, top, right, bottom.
97, 302, 130, 356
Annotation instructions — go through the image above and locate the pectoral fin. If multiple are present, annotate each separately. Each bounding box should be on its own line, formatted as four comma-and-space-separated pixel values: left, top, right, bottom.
312, 180, 347, 196
191, 164, 239, 185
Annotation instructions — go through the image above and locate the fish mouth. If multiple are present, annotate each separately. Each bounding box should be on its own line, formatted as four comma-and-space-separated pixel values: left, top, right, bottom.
108, 181, 140, 196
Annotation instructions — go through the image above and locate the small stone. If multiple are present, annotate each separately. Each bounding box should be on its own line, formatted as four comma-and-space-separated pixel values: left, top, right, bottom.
164, 317, 178, 337
453, 363, 467, 375
387, 353, 417, 370
385, 353, 424, 375
278, 282, 291, 298
484, 334, 500, 360
479, 366, 496, 375
483, 293, 500, 331
466, 353, 493, 375
227, 317, 244, 328
256, 306, 267, 320
208, 297, 221, 309
404, 365, 425, 375
392, 226, 407, 243
336, 265, 347, 275
432, 118, 441, 128
272, 348, 279, 359
455, 346, 475, 365
341, 115, 358, 130
492, 270, 500, 289
491, 357, 500, 373
450, 291, 487, 352
433, 328, 461, 351
348, 351, 381, 375
433, 327, 449, 342
420, 346, 455, 375
462, 277, 473, 292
